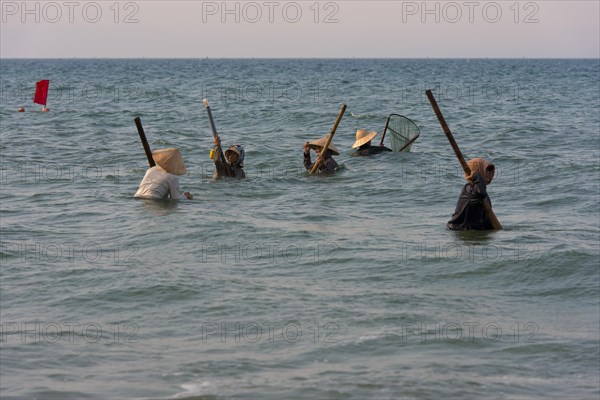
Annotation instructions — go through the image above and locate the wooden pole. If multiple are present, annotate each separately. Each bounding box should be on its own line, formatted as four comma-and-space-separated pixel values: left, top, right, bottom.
134, 117, 156, 168
425, 89, 502, 230
203, 99, 233, 177
203, 99, 219, 139
379, 115, 391, 147
310, 104, 346, 175
425, 91, 470, 173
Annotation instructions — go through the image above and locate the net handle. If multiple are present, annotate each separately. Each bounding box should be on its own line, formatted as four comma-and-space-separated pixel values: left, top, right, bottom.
134, 117, 156, 168
379, 115, 392, 147
398, 134, 420, 152
310, 104, 346, 174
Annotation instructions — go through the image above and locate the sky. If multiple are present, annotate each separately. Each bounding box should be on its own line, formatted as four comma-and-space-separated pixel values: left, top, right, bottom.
1, 0, 599, 58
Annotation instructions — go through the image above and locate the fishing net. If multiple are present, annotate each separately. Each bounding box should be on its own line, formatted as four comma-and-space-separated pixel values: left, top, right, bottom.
384, 114, 421, 152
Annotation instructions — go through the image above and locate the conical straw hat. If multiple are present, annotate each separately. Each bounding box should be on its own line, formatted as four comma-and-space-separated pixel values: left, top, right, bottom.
152, 148, 186, 176
352, 129, 378, 148
307, 136, 339, 155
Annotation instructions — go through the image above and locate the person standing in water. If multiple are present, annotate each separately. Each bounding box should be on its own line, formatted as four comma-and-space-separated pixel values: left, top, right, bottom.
212, 135, 246, 179
303, 136, 339, 175
351, 129, 392, 157
134, 148, 193, 200
447, 158, 496, 230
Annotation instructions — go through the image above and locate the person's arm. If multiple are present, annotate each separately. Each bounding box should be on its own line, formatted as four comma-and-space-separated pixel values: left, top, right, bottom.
166, 175, 183, 199
303, 142, 314, 171
165, 174, 192, 200
213, 135, 231, 178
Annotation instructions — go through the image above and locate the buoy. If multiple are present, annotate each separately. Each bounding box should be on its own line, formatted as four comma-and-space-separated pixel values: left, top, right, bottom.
209, 148, 215, 160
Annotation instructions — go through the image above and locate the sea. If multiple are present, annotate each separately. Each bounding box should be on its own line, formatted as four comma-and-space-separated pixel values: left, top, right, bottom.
1, 58, 599, 399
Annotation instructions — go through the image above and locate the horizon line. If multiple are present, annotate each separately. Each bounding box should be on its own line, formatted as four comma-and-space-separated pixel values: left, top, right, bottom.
1, 56, 599, 60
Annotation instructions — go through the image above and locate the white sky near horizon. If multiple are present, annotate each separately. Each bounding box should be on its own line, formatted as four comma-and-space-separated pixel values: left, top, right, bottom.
0, 0, 598, 58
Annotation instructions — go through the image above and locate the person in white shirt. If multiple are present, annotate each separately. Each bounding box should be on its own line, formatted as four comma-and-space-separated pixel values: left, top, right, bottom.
134, 148, 193, 200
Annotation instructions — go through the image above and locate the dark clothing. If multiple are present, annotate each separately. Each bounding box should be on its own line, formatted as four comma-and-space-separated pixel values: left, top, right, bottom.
230, 165, 245, 179
447, 172, 494, 230
213, 144, 245, 179
351, 144, 392, 157
304, 151, 338, 175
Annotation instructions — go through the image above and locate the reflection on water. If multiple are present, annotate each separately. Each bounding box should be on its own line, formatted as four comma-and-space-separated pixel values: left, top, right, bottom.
136, 198, 179, 215
452, 229, 497, 245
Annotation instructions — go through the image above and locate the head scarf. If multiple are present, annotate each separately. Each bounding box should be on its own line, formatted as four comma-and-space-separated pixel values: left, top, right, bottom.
465, 158, 495, 185
225, 144, 245, 167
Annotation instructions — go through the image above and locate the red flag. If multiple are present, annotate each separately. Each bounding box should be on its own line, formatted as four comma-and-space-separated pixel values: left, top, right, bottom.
33, 80, 50, 106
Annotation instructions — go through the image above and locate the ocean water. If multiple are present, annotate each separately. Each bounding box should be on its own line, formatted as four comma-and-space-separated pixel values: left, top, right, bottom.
0, 58, 599, 399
